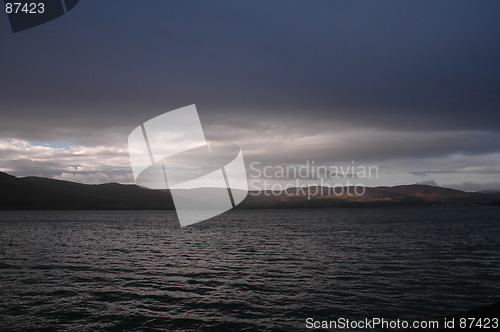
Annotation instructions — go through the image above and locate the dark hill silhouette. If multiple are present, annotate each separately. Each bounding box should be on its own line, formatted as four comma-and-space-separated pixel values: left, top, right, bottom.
238, 184, 500, 209
1, 172, 499, 210
0, 172, 174, 210
476, 189, 500, 194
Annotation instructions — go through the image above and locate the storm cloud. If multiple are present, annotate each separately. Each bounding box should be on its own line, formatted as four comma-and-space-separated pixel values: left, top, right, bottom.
1, 1, 499, 190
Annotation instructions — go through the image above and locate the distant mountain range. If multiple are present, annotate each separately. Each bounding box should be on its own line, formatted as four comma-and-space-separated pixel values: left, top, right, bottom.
475, 189, 500, 194
0, 172, 499, 210
241, 184, 500, 209
0, 172, 174, 210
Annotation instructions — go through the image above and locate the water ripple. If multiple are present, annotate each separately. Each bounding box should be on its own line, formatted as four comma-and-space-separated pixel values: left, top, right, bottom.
0, 207, 499, 331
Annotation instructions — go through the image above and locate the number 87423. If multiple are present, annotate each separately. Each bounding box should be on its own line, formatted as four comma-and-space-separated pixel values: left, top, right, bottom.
5, 2, 45, 14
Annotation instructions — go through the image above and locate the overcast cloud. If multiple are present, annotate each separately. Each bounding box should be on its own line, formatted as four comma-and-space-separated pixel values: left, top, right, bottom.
1, 1, 499, 191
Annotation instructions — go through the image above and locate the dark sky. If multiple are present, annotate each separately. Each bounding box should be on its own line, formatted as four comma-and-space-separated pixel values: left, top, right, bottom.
1, 0, 499, 190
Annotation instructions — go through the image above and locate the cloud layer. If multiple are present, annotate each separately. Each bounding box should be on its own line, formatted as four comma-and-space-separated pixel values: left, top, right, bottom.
1, 1, 499, 191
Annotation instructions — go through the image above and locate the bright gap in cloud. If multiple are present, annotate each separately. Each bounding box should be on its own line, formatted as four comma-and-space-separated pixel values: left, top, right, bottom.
0, 138, 134, 184
29, 141, 73, 149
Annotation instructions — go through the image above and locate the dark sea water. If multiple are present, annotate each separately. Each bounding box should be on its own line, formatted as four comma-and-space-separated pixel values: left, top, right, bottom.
0, 207, 499, 331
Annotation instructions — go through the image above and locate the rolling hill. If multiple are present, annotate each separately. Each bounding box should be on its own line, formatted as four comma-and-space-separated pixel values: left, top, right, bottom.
0, 172, 499, 210
0, 172, 174, 210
